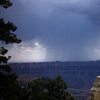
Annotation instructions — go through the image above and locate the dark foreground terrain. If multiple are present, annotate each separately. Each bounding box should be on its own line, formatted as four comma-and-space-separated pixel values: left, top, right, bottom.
67, 88, 90, 100
17, 74, 90, 100
9, 61, 100, 90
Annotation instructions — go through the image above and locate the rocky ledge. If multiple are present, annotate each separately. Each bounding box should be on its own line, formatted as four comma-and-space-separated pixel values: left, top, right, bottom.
89, 75, 100, 100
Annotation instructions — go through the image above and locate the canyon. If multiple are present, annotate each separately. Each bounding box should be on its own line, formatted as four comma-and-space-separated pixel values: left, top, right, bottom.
9, 61, 100, 90
9, 61, 100, 100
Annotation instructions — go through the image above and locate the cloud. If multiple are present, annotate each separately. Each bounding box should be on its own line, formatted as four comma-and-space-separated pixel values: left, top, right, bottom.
6, 40, 47, 62
1, 0, 100, 61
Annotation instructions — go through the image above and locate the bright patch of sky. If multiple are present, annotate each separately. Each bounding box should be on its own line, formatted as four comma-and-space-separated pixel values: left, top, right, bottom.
7, 40, 47, 62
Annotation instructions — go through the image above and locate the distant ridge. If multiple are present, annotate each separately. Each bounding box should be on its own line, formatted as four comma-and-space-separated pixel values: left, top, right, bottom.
9, 61, 100, 90
8, 60, 99, 64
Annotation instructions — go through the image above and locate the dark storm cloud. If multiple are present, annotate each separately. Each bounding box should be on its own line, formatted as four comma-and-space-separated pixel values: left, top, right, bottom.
55, 0, 100, 25
0, 0, 39, 40
1, 0, 100, 62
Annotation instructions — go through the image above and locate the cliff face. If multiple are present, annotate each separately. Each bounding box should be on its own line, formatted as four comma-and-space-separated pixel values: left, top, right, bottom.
89, 76, 100, 100
17, 74, 36, 84
9, 61, 100, 90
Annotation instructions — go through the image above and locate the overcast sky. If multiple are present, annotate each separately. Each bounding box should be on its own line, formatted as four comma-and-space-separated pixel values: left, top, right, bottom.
1, 0, 100, 62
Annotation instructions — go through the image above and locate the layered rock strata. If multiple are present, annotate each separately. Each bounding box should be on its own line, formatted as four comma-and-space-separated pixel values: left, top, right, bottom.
10, 61, 100, 90
89, 76, 100, 100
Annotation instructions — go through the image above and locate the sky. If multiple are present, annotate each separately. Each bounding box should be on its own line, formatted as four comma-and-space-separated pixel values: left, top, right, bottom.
1, 0, 100, 62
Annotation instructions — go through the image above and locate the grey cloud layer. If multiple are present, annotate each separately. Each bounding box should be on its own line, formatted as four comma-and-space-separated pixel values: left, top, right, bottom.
1, 0, 100, 61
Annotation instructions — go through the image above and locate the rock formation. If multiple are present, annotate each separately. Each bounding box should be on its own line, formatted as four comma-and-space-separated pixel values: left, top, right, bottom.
17, 74, 36, 84
89, 76, 100, 100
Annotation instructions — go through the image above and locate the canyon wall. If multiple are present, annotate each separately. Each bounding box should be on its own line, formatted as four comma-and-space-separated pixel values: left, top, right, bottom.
9, 61, 100, 90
